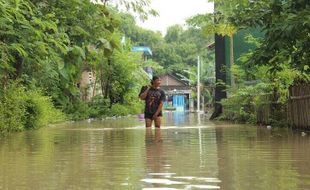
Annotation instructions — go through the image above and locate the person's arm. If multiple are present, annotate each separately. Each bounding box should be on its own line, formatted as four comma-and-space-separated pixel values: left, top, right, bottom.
153, 90, 166, 119
139, 86, 150, 100
153, 101, 164, 119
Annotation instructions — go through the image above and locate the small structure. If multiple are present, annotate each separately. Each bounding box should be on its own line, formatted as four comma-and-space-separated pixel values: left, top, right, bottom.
131, 46, 152, 57
159, 74, 192, 111
132, 46, 153, 79
78, 66, 97, 101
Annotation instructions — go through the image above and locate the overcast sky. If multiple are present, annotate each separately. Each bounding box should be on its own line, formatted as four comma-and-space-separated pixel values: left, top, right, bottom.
137, 0, 214, 35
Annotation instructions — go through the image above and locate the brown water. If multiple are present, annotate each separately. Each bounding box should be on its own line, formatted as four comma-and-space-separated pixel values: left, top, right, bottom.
0, 112, 310, 190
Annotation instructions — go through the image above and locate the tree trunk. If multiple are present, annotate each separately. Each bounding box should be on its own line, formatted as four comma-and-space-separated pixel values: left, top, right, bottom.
230, 35, 235, 89
105, 59, 112, 108
210, 34, 227, 120
104, 74, 110, 99
210, 2, 227, 120
100, 66, 105, 96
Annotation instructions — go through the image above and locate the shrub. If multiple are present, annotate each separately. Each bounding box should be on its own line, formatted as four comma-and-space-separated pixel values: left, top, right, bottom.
220, 83, 271, 124
109, 102, 143, 117
220, 82, 289, 126
220, 91, 256, 123
127, 101, 144, 115
87, 96, 110, 118
109, 103, 130, 116
23, 91, 65, 129
0, 84, 65, 134
66, 100, 91, 120
0, 84, 26, 134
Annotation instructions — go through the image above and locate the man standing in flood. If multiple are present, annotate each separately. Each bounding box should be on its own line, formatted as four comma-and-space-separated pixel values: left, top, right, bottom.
139, 76, 166, 128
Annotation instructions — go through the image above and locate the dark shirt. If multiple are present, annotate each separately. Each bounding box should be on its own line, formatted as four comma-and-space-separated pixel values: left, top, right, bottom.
140, 87, 166, 115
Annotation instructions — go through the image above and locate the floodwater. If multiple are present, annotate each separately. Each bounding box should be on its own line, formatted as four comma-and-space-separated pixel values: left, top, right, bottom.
0, 112, 310, 190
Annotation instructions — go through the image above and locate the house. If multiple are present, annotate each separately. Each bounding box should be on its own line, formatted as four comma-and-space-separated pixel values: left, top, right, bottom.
159, 74, 193, 111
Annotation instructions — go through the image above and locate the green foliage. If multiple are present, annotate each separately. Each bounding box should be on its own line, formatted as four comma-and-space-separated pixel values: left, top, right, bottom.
110, 104, 130, 116
217, 29, 306, 126
23, 90, 65, 129
0, 84, 27, 134
0, 0, 159, 133
226, 0, 310, 74
206, 0, 310, 124
66, 95, 144, 120
165, 25, 184, 43
87, 96, 110, 118
221, 59, 303, 126
120, 16, 214, 84
109, 102, 144, 117
0, 83, 65, 134
220, 83, 271, 123
0, 0, 68, 86
66, 100, 92, 121
103, 0, 158, 21
119, 13, 163, 47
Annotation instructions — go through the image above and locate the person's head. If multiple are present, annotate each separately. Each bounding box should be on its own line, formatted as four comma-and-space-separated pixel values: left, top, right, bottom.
151, 76, 161, 88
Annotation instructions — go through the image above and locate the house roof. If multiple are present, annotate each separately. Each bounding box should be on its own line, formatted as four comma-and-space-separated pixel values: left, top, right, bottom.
131, 46, 152, 56
159, 73, 189, 87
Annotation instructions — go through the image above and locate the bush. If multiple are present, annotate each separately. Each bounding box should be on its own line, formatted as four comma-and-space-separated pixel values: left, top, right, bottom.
0, 84, 26, 134
220, 82, 289, 126
109, 104, 130, 116
23, 91, 65, 129
220, 83, 271, 124
127, 101, 144, 115
87, 96, 110, 118
0, 84, 65, 134
109, 102, 144, 117
66, 95, 144, 120
66, 100, 91, 121
220, 91, 256, 123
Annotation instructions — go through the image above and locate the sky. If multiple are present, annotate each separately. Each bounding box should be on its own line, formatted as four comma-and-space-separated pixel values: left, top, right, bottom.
137, 0, 214, 35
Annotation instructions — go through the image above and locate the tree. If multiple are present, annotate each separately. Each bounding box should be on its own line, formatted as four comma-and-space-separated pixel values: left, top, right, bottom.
1, 0, 157, 122
187, 3, 235, 119
188, 13, 237, 88
95, 0, 158, 21
165, 25, 183, 43
0, 0, 68, 87
230, 0, 310, 75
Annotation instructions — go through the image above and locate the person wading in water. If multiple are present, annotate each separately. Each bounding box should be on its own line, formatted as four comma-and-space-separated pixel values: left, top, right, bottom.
139, 76, 166, 128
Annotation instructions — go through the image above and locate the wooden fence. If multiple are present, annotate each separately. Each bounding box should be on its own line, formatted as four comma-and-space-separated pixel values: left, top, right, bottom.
256, 95, 271, 125
288, 84, 310, 129
256, 94, 287, 126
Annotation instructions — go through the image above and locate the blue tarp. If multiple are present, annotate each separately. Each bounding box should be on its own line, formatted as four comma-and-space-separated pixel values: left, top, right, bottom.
173, 95, 185, 111
131, 46, 152, 56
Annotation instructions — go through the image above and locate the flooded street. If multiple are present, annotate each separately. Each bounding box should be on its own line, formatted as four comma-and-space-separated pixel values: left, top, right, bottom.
0, 112, 310, 190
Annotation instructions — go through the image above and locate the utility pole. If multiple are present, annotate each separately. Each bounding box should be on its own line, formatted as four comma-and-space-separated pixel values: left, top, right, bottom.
197, 56, 200, 112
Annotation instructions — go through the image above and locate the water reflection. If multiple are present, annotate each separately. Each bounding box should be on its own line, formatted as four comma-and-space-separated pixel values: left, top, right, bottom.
214, 126, 310, 190
161, 111, 212, 128
145, 128, 164, 174
144, 128, 167, 188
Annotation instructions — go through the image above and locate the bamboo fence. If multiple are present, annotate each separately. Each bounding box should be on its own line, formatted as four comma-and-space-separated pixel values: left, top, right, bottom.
288, 84, 310, 129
